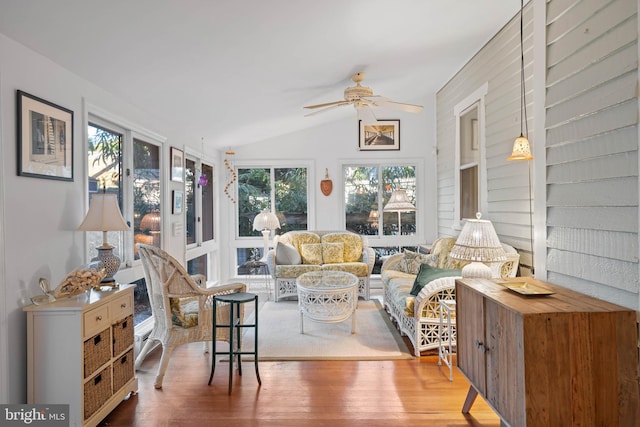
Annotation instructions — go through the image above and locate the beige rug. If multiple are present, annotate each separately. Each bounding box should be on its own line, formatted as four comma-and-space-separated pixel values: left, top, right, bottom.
237, 299, 413, 360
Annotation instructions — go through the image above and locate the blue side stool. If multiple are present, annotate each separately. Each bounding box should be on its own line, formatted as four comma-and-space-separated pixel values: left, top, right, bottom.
208, 292, 261, 394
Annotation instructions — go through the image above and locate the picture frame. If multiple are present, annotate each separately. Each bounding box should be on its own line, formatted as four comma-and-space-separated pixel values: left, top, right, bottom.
17, 90, 74, 181
172, 190, 184, 215
358, 120, 400, 151
170, 147, 184, 182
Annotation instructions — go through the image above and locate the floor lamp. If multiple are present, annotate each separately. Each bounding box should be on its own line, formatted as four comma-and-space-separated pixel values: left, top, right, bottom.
383, 189, 416, 252
508, 0, 535, 275
252, 208, 280, 260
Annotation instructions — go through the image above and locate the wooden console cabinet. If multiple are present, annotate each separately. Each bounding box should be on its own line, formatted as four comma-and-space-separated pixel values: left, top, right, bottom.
24, 285, 138, 427
455, 278, 639, 426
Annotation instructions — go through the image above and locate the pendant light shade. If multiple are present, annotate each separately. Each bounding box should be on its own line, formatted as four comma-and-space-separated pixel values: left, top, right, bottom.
509, 0, 533, 162
508, 134, 533, 160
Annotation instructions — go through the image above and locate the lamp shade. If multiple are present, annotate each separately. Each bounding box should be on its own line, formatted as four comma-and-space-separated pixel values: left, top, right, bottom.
383, 189, 416, 212
508, 134, 534, 161
252, 208, 280, 231
77, 193, 130, 232
449, 213, 505, 263
140, 210, 161, 231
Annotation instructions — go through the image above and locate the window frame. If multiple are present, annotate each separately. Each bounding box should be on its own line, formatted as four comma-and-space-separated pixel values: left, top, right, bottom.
340, 160, 422, 250
84, 105, 166, 286
229, 160, 313, 279
453, 83, 488, 229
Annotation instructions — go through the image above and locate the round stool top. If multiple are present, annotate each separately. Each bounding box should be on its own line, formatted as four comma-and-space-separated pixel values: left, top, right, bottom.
214, 292, 257, 303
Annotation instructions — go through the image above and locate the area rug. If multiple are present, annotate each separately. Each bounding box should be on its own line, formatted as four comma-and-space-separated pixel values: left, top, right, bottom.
238, 299, 413, 360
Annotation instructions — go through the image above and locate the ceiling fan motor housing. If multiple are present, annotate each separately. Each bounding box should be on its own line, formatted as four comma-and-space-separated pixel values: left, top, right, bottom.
344, 84, 373, 101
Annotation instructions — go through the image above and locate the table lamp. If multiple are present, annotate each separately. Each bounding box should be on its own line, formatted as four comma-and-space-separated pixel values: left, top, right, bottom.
77, 191, 130, 283
449, 212, 505, 278
252, 208, 280, 260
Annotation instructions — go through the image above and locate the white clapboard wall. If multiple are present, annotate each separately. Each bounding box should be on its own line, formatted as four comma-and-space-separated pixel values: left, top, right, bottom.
436, 2, 535, 269
436, 0, 639, 309
545, 0, 638, 307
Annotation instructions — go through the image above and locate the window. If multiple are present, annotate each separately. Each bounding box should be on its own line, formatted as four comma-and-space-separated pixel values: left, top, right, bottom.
344, 165, 416, 238
454, 83, 488, 227
87, 114, 164, 327
185, 157, 215, 246
235, 166, 308, 274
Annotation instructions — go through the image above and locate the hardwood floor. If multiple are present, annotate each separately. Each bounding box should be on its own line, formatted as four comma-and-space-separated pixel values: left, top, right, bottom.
100, 286, 500, 426
100, 344, 500, 426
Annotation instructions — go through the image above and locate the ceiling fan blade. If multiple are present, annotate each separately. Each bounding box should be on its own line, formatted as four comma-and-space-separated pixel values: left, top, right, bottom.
304, 101, 351, 117
365, 96, 424, 113
304, 100, 350, 109
356, 104, 378, 124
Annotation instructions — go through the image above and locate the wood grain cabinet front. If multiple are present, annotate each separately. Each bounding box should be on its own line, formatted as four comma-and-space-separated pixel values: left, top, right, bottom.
24, 285, 138, 427
455, 278, 640, 427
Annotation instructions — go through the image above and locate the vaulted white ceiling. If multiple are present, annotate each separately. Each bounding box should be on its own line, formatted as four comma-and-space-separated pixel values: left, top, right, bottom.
0, 0, 520, 149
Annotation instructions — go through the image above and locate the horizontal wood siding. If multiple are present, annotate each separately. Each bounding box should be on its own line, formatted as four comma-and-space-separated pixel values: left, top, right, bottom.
436, 3, 534, 258
545, 0, 638, 309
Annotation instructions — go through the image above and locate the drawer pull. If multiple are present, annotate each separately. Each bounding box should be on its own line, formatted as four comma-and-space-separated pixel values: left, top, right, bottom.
120, 355, 127, 364
94, 374, 102, 385
475, 339, 486, 353
94, 335, 101, 345
121, 320, 128, 329
96, 315, 103, 321
120, 303, 127, 309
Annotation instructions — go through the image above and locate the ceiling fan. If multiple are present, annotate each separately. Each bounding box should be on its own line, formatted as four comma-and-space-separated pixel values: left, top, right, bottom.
303, 72, 423, 123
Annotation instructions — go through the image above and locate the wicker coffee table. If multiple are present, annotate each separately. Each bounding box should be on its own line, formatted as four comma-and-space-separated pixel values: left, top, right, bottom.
296, 271, 359, 334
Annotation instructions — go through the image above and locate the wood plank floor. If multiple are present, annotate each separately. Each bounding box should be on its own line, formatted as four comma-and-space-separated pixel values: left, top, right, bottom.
99, 342, 500, 426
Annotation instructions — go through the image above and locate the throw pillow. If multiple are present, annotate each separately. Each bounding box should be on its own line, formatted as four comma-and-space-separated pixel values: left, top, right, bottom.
301, 243, 323, 265
275, 242, 301, 265
322, 242, 344, 264
389, 250, 429, 274
409, 263, 461, 296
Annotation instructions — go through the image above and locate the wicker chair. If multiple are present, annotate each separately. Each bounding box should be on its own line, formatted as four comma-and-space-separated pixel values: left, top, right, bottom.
135, 244, 246, 389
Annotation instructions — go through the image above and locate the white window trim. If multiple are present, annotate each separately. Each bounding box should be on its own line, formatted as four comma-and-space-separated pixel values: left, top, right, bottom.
453, 83, 488, 230
226, 159, 314, 281
339, 158, 424, 249
83, 100, 166, 284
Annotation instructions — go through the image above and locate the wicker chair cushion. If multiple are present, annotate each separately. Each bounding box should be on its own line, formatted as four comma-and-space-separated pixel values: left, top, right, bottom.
275, 242, 301, 265
409, 264, 461, 296
301, 243, 323, 265
321, 232, 363, 262
321, 262, 369, 276
388, 250, 431, 275
322, 242, 344, 264
275, 264, 322, 278
169, 297, 200, 328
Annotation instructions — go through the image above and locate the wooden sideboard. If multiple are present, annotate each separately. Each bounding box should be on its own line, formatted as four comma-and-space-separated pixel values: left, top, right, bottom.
24, 285, 138, 427
455, 277, 639, 426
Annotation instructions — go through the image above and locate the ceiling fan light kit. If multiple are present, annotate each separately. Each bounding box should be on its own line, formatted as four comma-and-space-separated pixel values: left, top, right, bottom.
304, 72, 424, 122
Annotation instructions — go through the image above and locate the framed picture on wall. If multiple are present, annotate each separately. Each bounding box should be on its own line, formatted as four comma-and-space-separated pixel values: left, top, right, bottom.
172, 190, 184, 214
170, 147, 184, 182
17, 90, 74, 181
358, 120, 400, 151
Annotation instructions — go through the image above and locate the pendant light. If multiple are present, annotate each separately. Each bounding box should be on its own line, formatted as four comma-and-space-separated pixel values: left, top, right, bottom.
508, 0, 533, 161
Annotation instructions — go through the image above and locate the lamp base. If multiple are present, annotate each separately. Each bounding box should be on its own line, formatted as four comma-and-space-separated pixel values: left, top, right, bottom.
461, 262, 492, 279
92, 245, 121, 284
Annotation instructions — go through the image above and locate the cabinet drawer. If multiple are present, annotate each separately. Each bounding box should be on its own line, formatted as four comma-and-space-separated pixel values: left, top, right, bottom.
83, 305, 110, 338
112, 315, 134, 356
110, 293, 133, 320
113, 349, 134, 392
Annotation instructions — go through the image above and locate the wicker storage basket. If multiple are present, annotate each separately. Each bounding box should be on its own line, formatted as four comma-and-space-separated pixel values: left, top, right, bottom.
113, 349, 134, 392
83, 328, 111, 378
112, 315, 134, 356
84, 366, 112, 420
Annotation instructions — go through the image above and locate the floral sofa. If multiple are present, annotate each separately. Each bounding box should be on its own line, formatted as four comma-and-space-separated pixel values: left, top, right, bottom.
381, 237, 520, 356
265, 230, 375, 301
